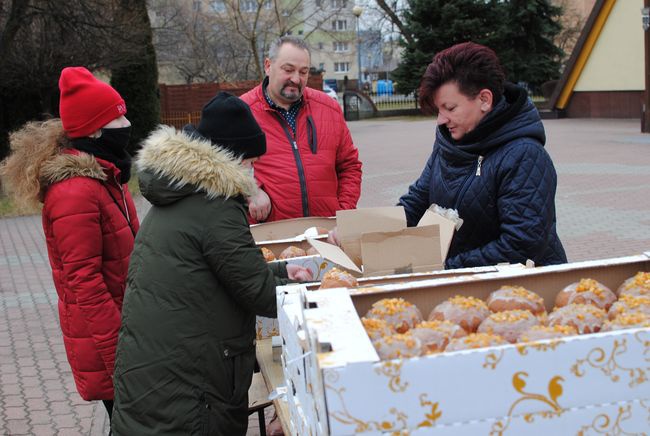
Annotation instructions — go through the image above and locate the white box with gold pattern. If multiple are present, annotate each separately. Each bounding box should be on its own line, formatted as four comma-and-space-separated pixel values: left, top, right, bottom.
277, 254, 650, 435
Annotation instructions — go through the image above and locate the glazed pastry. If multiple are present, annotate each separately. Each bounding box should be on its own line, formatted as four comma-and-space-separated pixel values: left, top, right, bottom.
410, 320, 467, 354
445, 333, 507, 352
555, 279, 616, 310
608, 295, 650, 320
373, 333, 422, 360
429, 295, 490, 333
617, 272, 650, 297
260, 247, 276, 262
519, 325, 578, 342
548, 303, 607, 334
278, 245, 307, 259
477, 310, 540, 343
319, 267, 358, 289
315, 226, 330, 235
361, 317, 393, 341
365, 298, 423, 334
486, 286, 546, 316
601, 312, 650, 332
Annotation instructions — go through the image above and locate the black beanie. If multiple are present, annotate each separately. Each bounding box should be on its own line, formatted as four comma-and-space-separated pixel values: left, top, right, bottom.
183, 91, 266, 159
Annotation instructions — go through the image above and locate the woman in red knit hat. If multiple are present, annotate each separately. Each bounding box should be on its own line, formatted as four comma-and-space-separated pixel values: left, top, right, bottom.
0, 67, 140, 424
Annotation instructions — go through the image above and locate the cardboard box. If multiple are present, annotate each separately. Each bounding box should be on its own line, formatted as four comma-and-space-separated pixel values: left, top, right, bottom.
256, 264, 523, 340
278, 253, 650, 435
308, 207, 456, 277
251, 217, 336, 242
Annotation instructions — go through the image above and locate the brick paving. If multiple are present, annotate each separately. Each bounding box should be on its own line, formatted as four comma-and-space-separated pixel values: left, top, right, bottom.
1, 117, 649, 435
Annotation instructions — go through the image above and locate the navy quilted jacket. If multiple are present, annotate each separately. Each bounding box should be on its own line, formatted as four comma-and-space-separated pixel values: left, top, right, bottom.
399, 84, 567, 269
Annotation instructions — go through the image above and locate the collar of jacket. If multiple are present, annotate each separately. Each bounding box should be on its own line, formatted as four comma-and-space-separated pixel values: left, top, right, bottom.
39, 148, 108, 191
136, 125, 257, 201
436, 83, 544, 162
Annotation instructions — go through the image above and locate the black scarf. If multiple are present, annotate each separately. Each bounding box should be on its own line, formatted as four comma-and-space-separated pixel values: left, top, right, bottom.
71, 127, 132, 184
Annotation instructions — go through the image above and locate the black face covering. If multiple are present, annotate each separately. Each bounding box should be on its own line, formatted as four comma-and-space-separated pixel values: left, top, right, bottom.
72, 126, 132, 184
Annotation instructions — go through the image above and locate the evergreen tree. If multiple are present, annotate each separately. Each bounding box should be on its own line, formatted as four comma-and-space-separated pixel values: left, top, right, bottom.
111, 0, 160, 154
392, 0, 562, 96
494, 0, 563, 92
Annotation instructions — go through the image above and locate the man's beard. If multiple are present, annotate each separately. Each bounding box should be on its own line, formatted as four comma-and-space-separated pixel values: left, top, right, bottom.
280, 82, 302, 102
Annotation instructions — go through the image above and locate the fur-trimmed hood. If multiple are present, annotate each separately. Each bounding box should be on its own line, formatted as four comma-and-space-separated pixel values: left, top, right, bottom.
40, 152, 107, 188
136, 126, 257, 206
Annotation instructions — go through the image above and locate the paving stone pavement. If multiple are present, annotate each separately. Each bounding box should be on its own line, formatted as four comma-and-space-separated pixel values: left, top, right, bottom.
1, 117, 649, 435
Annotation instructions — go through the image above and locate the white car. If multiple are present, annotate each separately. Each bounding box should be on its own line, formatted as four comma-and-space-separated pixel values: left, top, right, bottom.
322, 84, 338, 100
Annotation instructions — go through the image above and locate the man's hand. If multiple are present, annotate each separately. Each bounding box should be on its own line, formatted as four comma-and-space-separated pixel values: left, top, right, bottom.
327, 227, 341, 246
286, 264, 313, 282
248, 188, 272, 222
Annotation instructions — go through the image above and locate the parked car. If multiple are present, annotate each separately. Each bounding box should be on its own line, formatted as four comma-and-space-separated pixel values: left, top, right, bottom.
322, 84, 338, 100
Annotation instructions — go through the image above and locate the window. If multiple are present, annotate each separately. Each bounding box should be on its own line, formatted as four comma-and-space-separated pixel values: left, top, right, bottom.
316, 0, 322, 6
298, 29, 303, 35
331, 20, 347, 31
240, 0, 271, 12
331, 0, 347, 7
334, 62, 350, 73
318, 42, 324, 49
193, 0, 202, 11
319, 63, 325, 71
241, 0, 256, 11
211, 0, 226, 12
333, 41, 349, 52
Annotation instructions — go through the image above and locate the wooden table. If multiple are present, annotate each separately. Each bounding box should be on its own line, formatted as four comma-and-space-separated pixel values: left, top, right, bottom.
256, 338, 291, 435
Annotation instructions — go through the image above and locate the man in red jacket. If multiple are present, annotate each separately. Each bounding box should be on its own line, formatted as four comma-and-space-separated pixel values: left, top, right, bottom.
240, 36, 362, 222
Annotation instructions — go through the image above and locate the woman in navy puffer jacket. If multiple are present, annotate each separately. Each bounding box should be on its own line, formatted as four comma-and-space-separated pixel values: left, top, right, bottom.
398, 42, 567, 269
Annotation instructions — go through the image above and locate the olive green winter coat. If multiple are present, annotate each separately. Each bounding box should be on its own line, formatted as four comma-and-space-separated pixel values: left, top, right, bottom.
112, 126, 291, 435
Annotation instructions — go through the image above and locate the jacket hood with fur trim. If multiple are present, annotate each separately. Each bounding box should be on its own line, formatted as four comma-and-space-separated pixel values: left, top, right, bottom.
39, 151, 107, 200
136, 125, 257, 206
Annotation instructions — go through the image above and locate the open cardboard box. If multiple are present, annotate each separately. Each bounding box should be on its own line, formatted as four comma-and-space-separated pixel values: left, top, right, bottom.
277, 253, 650, 435
251, 216, 336, 242
307, 206, 457, 277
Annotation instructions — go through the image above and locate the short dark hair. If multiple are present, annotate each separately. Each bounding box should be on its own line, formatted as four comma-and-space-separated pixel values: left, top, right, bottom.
418, 42, 506, 114
268, 36, 311, 61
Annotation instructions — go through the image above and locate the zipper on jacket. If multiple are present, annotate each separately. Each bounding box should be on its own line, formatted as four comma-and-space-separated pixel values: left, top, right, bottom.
453, 156, 484, 210
104, 178, 135, 237
115, 177, 131, 224
274, 114, 310, 217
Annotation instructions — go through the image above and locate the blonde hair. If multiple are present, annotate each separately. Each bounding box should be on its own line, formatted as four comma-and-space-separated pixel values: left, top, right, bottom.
0, 119, 67, 211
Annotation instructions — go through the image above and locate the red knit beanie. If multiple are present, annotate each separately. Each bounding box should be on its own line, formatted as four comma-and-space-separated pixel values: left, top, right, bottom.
58, 67, 127, 138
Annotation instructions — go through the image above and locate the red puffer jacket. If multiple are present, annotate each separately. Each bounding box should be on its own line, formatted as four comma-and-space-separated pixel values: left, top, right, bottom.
241, 84, 362, 222
40, 149, 138, 400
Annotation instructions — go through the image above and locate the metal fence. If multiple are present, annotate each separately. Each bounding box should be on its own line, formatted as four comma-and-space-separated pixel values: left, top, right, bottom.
367, 92, 418, 111
160, 111, 202, 129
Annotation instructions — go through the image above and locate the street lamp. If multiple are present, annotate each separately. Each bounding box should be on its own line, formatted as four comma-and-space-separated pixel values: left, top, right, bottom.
352, 5, 363, 90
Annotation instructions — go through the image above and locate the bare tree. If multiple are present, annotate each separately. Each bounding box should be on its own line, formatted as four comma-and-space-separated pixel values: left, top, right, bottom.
149, 0, 351, 83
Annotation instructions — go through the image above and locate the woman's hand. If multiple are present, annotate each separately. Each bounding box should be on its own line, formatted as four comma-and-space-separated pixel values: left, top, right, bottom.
248, 188, 272, 222
327, 227, 341, 246
286, 264, 313, 282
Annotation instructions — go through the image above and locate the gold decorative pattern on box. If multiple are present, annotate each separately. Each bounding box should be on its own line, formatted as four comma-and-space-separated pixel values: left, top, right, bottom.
635, 330, 650, 361
571, 339, 648, 387
325, 384, 443, 433
416, 394, 442, 428
576, 404, 642, 436
374, 360, 409, 392
483, 350, 504, 369
484, 339, 566, 370
515, 339, 565, 356
490, 372, 564, 436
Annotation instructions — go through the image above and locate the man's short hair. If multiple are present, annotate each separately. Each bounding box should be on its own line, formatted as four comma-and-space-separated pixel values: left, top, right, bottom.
268, 36, 311, 61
